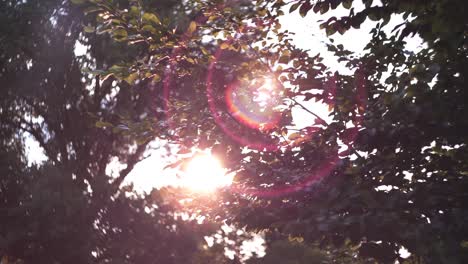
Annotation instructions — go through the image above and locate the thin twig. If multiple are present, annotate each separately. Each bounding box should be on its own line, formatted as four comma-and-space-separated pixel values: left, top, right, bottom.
290, 97, 328, 125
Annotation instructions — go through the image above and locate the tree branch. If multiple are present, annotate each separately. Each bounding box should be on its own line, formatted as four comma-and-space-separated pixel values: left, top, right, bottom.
111, 142, 149, 189
290, 97, 329, 125
5, 114, 58, 164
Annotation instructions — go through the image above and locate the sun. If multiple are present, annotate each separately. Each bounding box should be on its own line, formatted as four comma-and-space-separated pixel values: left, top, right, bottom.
180, 152, 233, 193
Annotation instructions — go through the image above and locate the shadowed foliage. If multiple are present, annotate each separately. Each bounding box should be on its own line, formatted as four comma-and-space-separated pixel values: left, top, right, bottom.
1, 0, 468, 263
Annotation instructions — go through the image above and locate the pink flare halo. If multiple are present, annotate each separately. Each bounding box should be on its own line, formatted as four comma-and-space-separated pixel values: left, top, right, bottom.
161, 0, 256, 133
206, 45, 285, 152
225, 80, 282, 131
227, 155, 340, 198
158, 0, 369, 197
223, 73, 368, 197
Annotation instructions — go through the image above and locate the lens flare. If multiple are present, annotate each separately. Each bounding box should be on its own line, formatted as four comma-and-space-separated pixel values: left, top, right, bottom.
159, 1, 368, 197
229, 155, 340, 198
207, 62, 284, 151
181, 153, 232, 192
225, 78, 282, 131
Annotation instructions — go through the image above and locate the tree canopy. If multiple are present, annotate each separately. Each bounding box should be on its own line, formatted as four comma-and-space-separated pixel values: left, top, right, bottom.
1, 0, 467, 263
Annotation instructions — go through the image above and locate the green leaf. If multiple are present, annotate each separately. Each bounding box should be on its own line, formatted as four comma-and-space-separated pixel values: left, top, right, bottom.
330, 0, 340, 10
124, 72, 138, 85
289, 2, 301, 13
326, 26, 336, 37
84, 6, 102, 15
142, 12, 161, 25
409, 64, 425, 75
405, 86, 417, 97
109, 64, 127, 74
82, 68, 105, 76
281, 127, 288, 136
337, 24, 347, 35
95, 121, 113, 128
313, 3, 321, 13
187, 21, 197, 34
293, 60, 301, 68
141, 24, 156, 34
288, 132, 301, 140
71, 0, 86, 4
320, 3, 329, 14
342, 0, 352, 9
368, 13, 379, 21
299, 3, 312, 17
220, 42, 230, 50
319, 22, 327, 30
461, 241, 468, 248
83, 26, 95, 33
136, 137, 150, 145
363, 0, 373, 8
278, 55, 289, 64
129, 6, 140, 17
351, 13, 366, 29
112, 28, 128, 41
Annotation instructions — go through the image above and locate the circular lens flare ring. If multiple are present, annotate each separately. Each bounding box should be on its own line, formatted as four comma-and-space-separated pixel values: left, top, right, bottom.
225, 79, 282, 131
229, 156, 339, 198
206, 54, 281, 152
159, 1, 369, 197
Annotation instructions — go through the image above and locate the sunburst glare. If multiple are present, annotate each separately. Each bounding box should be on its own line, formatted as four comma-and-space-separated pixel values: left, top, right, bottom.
180, 152, 233, 193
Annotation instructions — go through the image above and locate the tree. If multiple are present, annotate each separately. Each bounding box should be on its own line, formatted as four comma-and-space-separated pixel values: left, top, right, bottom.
2, 0, 468, 263
82, 0, 468, 262
0, 0, 223, 263
247, 240, 330, 264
